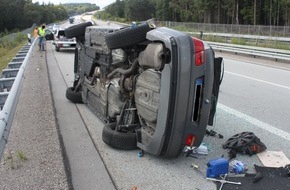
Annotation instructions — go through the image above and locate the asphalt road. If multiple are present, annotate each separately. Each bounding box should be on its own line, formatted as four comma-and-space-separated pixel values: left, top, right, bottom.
43, 19, 290, 190
219, 56, 290, 132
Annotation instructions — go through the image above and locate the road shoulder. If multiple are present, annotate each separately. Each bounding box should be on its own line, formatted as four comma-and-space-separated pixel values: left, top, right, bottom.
46, 42, 116, 190
0, 44, 70, 189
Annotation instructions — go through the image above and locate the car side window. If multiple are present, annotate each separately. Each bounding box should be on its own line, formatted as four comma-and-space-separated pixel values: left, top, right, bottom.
57, 30, 65, 39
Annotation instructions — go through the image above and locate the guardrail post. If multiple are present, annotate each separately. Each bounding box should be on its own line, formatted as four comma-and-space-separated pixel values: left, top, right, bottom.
8, 62, 22, 69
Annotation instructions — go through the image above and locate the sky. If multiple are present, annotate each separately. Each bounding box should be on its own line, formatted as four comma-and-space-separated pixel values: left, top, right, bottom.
32, 0, 116, 9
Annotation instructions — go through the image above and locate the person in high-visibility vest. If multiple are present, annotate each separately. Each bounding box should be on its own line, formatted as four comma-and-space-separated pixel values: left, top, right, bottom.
38, 24, 46, 51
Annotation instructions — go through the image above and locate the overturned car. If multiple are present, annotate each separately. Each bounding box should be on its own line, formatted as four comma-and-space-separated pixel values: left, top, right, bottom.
65, 20, 223, 158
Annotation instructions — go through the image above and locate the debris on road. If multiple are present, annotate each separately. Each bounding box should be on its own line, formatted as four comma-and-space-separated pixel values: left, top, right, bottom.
229, 160, 247, 174
222, 132, 267, 159
257, 150, 290, 167
206, 157, 229, 178
206, 173, 241, 190
206, 129, 224, 139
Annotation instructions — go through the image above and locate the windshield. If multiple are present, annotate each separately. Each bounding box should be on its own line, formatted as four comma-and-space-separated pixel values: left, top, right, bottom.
58, 30, 65, 36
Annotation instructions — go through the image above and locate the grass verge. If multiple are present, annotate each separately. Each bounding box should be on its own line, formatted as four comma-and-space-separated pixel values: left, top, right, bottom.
0, 42, 26, 71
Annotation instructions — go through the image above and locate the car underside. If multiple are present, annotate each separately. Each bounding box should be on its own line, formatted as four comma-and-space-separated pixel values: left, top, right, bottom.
65, 20, 223, 157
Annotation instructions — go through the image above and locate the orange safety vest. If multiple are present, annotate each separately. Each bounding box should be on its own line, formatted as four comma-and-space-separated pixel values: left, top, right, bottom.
34, 28, 38, 37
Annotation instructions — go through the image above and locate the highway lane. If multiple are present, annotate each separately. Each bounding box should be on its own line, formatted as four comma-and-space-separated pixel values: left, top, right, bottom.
218, 56, 290, 133
47, 20, 290, 189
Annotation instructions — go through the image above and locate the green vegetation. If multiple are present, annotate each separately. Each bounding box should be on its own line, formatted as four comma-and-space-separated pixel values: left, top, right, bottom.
5, 151, 15, 169
0, 0, 67, 32
171, 25, 188, 32
260, 40, 290, 50
0, 1, 101, 33
97, 0, 290, 51
96, 0, 155, 23
0, 1, 99, 70
100, 0, 290, 26
203, 35, 227, 43
61, 3, 99, 17
4, 150, 28, 169
231, 38, 246, 45
0, 32, 26, 71
16, 151, 28, 161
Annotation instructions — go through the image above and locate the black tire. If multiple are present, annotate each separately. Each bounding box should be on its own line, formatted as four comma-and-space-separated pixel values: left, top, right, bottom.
105, 23, 152, 49
65, 22, 93, 39
55, 45, 60, 51
66, 87, 83, 103
102, 123, 137, 150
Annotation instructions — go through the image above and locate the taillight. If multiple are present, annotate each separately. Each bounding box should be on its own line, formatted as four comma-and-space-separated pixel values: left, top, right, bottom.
193, 38, 205, 66
185, 134, 196, 146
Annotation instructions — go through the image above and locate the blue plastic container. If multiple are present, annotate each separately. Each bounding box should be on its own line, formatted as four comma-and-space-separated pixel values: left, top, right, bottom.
206, 158, 229, 178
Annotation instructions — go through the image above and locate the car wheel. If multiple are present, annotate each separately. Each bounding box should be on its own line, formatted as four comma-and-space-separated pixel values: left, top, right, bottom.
55, 45, 60, 51
102, 123, 137, 150
105, 22, 152, 49
65, 22, 93, 39
66, 87, 83, 103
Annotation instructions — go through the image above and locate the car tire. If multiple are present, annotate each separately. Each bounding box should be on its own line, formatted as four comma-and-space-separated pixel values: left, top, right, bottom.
102, 123, 137, 150
55, 45, 60, 51
105, 23, 152, 49
66, 87, 83, 103
65, 22, 93, 39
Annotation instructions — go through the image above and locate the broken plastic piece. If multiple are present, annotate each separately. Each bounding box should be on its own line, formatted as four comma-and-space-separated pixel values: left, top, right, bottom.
229, 160, 247, 174
137, 151, 144, 158
284, 164, 290, 177
252, 172, 263, 183
194, 144, 209, 155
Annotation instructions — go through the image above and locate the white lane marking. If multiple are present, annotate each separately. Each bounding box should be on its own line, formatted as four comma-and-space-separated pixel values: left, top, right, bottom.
225, 71, 290, 90
218, 103, 290, 141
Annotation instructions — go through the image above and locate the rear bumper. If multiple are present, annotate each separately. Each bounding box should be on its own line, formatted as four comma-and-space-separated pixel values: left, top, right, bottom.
137, 28, 216, 157
54, 41, 76, 48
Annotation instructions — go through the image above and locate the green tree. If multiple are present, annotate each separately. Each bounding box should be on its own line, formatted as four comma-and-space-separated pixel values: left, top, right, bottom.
124, 0, 155, 21
99, 0, 290, 26
106, 0, 125, 18
62, 3, 99, 16
281, 0, 290, 26
156, 0, 171, 21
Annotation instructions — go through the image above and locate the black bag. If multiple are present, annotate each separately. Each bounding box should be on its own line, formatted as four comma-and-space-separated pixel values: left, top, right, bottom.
223, 132, 266, 158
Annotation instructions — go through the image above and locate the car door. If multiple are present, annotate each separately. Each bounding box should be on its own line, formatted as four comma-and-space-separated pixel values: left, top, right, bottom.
45, 29, 54, 41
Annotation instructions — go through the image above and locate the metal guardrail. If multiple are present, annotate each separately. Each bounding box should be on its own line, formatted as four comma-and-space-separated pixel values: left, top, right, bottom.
0, 40, 35, 159
157, 21, 290, 38
198, 32, 290, 42
208, 42, 290, 62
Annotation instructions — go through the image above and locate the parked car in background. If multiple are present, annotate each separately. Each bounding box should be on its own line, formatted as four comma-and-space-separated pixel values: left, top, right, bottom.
44, 29, 54, 41
52, 24, 59, 32
69, 17, 75, 24
65, 20, 223, 158
53, 28, 76, 51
